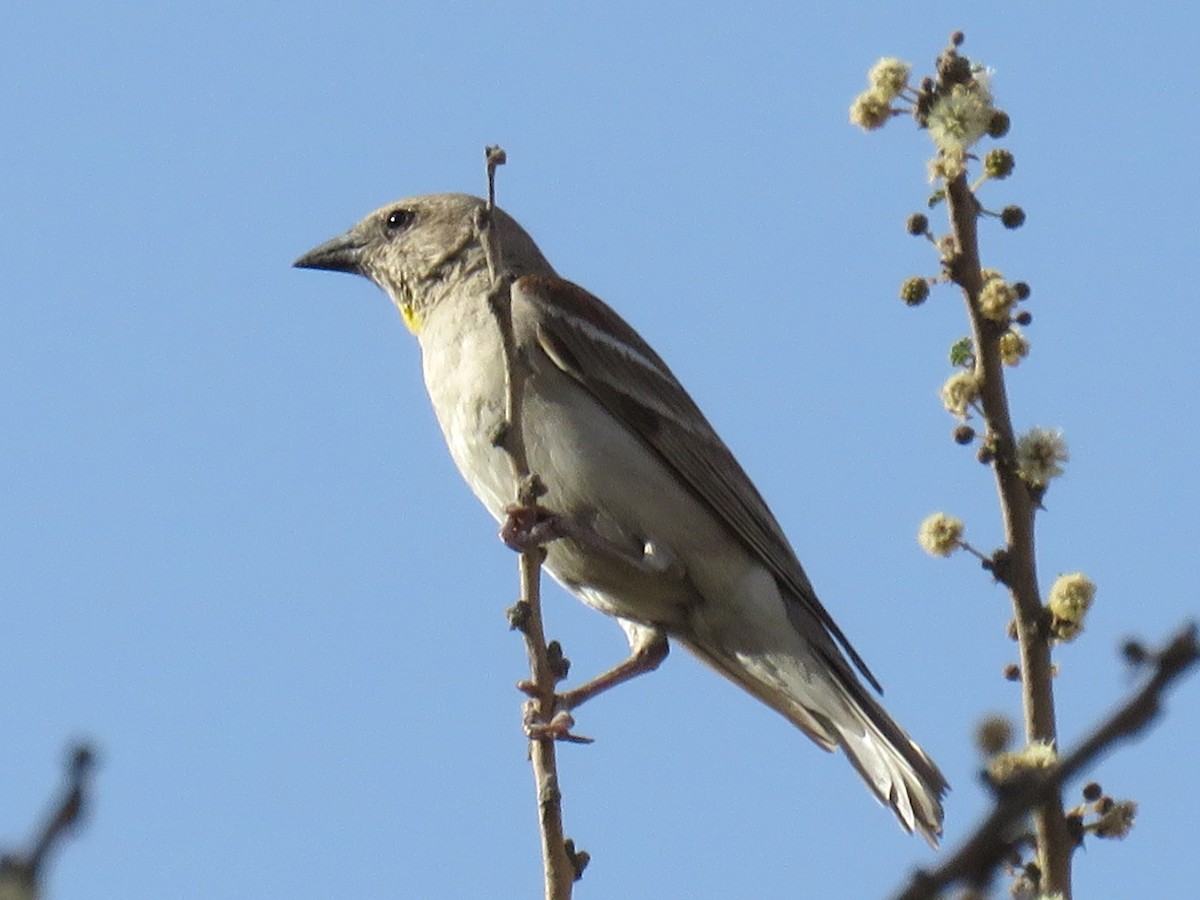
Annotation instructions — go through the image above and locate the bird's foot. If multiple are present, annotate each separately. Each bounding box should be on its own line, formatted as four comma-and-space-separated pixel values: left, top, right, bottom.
500, 503, 562, 551
521, 698, 594, 744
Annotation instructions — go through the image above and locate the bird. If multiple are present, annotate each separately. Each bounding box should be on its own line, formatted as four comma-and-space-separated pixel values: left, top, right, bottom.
294, 192, 948, 842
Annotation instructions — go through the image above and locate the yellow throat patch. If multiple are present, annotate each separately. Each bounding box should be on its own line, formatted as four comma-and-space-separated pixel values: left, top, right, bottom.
399, 302, 421, 334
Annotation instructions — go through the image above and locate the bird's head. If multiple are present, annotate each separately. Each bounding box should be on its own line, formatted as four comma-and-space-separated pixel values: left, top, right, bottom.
294, 192, 552, 334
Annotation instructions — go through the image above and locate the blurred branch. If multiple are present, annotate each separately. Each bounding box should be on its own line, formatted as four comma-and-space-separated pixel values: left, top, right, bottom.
895, 624, 1199, 899
477, 145, 582, 900
1, 743, 96, 899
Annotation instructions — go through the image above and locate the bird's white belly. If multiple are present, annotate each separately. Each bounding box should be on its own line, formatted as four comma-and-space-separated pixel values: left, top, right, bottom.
417, 308, 754, 630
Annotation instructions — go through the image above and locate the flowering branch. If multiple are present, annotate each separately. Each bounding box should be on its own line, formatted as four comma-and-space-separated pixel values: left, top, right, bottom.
941, 164, 1077, 893
853, 31, 1185, 898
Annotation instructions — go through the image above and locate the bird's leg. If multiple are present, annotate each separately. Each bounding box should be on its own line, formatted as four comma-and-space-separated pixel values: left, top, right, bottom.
502, 503, 678, 737
519, 628, 670, 713
558, 631, 670, 710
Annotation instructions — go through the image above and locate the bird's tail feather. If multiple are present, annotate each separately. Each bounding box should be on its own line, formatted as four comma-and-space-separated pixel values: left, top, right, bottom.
681, 639, 947, 845
825, 681, 947, 846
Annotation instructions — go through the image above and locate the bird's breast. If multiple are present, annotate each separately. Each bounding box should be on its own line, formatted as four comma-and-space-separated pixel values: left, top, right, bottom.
418, 301, 515, 519
415, 294, 757, 631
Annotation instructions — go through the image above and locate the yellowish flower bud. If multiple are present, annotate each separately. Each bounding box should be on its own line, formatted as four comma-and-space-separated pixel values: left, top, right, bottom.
1092, 800, 1137, 839
900, 276, 930, 306
983, 148, 1015, 179
927, 83, 994, 153
918, 512, 964, 557
999, 327, 1030, 366
850, 90, 892, 131
1015, 427, 1069, 486
868, 57, 911, 100
1047, 572, 1096, 640
987, 741, 1057, 785
927, 151, 966, 182
978, 278, 1017, 322
940, 371, 980, 418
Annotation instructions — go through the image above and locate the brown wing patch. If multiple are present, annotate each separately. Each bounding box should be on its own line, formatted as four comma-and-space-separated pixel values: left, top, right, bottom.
514, 274, 882, 693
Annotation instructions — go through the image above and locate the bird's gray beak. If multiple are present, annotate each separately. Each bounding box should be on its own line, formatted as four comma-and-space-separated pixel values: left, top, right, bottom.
293, 230, 367, 275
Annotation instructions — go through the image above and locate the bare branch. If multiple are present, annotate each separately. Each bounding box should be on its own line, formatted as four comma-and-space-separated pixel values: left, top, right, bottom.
894, 624, 1199, 899
477, 145, 581, 900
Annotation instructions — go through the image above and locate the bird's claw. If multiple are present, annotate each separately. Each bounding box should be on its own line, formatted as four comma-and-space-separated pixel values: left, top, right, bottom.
521, 699, 594, 744
500, 504, 562, 551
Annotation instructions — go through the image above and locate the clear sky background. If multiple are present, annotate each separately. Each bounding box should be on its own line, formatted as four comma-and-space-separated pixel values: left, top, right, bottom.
3, 3, 1197, 898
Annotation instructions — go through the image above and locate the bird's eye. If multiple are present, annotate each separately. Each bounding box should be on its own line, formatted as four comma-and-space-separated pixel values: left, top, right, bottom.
385, 208, 414, 231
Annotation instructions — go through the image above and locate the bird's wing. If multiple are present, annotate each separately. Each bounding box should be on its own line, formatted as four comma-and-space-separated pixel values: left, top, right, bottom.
511, 274, 881, 692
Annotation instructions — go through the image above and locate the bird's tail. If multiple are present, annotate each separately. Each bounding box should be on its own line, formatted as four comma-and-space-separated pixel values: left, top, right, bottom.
824, 674, 947, 846
681, 639, 948, 845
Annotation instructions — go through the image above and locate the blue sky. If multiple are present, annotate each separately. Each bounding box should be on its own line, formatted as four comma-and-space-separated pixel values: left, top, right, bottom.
3, 3, 1198, 898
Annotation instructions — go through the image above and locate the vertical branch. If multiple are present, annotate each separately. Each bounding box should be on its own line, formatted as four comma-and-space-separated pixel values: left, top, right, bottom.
477, 145, 578, 900
514, 538, 576, 900
944, 172, 1074, 895
855, 33, 1195, 896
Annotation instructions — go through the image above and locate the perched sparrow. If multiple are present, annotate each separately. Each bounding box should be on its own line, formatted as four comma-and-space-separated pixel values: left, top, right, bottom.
295, 193, 947, 841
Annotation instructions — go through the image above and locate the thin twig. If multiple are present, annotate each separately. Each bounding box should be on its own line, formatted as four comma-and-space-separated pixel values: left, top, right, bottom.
478, 145, 578, 900
944, 170, 1074, 894
1, 743, 96, 894
894, 623, 1198, 899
